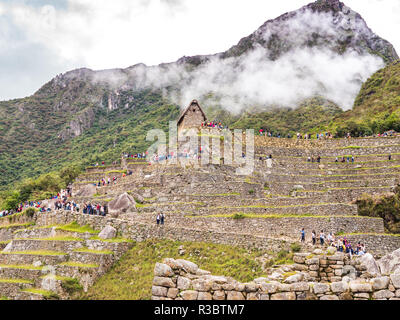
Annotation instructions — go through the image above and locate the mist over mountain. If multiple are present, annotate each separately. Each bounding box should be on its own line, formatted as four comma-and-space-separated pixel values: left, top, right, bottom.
0, 0, 398, 191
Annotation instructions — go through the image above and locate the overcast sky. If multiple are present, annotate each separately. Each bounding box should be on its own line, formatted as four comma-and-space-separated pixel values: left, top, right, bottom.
0, 0, 399, 101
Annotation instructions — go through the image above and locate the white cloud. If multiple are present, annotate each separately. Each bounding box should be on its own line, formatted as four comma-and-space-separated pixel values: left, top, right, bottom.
0, 0, 398, 101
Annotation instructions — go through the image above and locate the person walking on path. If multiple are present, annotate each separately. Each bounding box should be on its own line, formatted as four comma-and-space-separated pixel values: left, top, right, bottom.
301, 228, 305, 243
156, 214, 160, 226
161, 213, 165, 226
320, 230, 325, 246
312, 230, 316, 245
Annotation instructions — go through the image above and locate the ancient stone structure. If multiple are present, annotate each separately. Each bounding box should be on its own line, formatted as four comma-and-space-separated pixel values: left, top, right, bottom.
3, 133, 400, 300
0, 220, 133, 300
151, 251, 400, 300
177, 100, 207, 135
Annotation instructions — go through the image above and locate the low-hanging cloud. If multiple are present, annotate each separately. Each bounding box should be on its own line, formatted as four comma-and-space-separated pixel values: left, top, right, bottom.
92, 6, 386, 112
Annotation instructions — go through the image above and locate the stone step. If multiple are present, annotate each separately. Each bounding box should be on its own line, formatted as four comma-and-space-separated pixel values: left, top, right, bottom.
0, 278, 34, 298
0, 251, 68, 265
194, 203, 357, 216
8, 239, 86, 253
54, 262, 101, 292
0, 264, 44, 280
15, 288, 59, 300
69, 250, 115, 265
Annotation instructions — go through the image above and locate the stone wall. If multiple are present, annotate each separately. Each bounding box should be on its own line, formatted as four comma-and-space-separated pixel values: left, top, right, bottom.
151, 257, 400, 300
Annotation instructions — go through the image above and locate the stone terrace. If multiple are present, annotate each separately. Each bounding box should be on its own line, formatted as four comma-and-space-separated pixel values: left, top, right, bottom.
0, 218, 133, 300
69, 135, 400, 256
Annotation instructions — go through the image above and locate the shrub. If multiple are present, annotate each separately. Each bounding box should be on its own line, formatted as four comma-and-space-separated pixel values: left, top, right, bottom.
25, 208, 37, 218
232, 213, 245, 220
248, 189, 255, 195
290, 243, 301, 253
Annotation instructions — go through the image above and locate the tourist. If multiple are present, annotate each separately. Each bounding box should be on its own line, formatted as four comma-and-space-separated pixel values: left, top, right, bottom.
161, 213, 165, 225
156, 214, 160, 225
301, 228, 305, 242
319, 230, 325, 246
311, 230, 316, 245
327, 232, 333, 245
389, 154, 392, 161
335, 157, 338, 163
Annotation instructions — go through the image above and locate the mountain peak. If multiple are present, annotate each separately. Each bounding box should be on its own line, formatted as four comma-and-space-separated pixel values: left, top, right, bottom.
310, 0, 343, 11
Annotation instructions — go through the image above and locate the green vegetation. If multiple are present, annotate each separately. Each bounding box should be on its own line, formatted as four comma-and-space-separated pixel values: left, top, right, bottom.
73, 248, 113, 255
80, 239, 268, 300
0, 165, 81, 210
0, 250, 67, 256
319, 62, 400, 137
21, 288, 59, 300
0, 264, 43, 270
356, 187, 400, 233
59, 277, 84, 296
59, 262, 99, 268
56, 221, 99, 234
0, 278, 34, 284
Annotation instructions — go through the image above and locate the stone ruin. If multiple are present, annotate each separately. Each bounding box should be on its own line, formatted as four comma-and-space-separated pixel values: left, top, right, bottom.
152, 248, 400, 300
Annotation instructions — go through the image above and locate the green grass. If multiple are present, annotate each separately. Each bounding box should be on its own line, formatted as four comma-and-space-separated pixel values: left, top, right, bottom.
0, 264, 43, 270
58, 261, 99, 268
56, 221, 99, 234
189, 213, 380, 219
0, 250, 67, 256
73, 248, 113, 255
0, 222, 35, 230
215, 202, 352, 209
0, 278, 34, 284
17, 236, 84, 241
80, 239, 269, 300
89, 236, 133, 243
21, 288, 60, 299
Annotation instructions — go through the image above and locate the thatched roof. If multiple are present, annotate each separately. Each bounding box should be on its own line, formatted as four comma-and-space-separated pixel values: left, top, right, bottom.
177, 100, 207, 126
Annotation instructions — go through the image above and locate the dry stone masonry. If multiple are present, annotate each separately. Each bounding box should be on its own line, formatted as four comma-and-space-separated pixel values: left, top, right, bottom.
152, 248, 400, 300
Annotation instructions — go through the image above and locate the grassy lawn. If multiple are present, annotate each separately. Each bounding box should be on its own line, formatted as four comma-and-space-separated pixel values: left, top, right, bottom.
80, 239, 272, 300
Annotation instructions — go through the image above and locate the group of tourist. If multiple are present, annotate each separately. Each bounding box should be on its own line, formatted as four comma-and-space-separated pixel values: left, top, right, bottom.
156, 213, 165, 225
301, 229, 366, 256
123, 153, 147, 159
82, 203, 107, 216
201, 121, 227, 130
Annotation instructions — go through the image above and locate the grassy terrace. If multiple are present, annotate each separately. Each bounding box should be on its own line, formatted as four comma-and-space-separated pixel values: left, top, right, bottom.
214, 203, 353, 209
274, 172, 400, 178
73, 248, 113, 255
188, 214, 381, 219
20, 288, 59, 299
0, 222, 35, 230
136, 201, 205, 208
0, 278, 34, 284
0, 264, 43, 270
88, 236, 133, 243
58, 261, 99, 268
274, 165, 400, 172
269, 178, 395, 185
0, 250, 67, 256
80, 239, 276, 300
15, 236, 84, 241
342, 232, 400, 237
256, 152, 400, 159
295, 186, 392, 192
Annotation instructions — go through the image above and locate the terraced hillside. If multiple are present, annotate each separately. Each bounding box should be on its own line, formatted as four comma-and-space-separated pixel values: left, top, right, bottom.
0, 221, 133, 300
68, 134, 400, 256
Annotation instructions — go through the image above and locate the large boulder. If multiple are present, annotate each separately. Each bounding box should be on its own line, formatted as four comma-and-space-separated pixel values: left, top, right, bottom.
73, 184, 96, 197
98, 225, 117, 239
108, 192, 136, 217
377, 248, 400, 275
359, 253, 380, 276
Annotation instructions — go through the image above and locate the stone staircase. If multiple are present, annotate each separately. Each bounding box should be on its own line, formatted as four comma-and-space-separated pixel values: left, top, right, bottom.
0, 223, 133, 300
